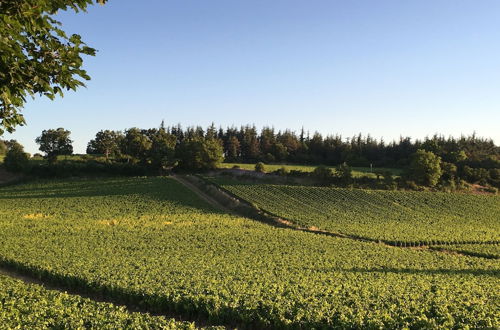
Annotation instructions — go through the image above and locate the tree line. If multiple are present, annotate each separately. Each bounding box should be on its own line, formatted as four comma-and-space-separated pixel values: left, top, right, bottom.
86, 123, 498, 169
1, 123, 499, 190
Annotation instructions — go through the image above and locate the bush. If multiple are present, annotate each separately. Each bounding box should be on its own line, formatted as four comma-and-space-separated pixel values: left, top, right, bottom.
336, 162, 353, 185
407, 150, 442, 187
273, 166, 288, 176
312, 166, 334, 184
457, 179, 472, 191
288, 170, 308, 177
3, 143, 30, 173
255, 162, 265, 173
405, 180, 421, 191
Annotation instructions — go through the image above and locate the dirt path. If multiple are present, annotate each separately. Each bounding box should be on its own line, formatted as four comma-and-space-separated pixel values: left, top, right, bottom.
0, 174, 494, 328
172, 175, 236, 215
176, 175, 498, 260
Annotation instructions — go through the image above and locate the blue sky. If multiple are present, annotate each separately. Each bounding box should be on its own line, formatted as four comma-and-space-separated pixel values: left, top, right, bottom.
6, 0, 500, 154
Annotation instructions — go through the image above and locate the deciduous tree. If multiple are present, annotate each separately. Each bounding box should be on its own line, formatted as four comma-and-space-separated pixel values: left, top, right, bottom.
36, 128, 73, 164
121, 128, 151, 163
408, 149, 442, 187
0, 0, 106, 134
87, 130, 123, 160
147, 127, 176, 168
176, 138, 223, 170
3, 141, 30, 172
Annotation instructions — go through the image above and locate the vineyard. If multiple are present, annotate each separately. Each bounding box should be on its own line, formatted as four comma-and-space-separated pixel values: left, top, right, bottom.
0, 274, 194, 329
215, 178, 500, 246
432, 244, 500, 259
0, 177, 499, 328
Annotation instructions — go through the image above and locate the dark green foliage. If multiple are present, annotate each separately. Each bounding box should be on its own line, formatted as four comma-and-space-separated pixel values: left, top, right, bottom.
374, 169, 396, 189
77, 124, 498, 186
271, 142, 288, 162
147, 127, 177, 168
224, 136, 241, 162
462, 165, 491, 185
489, 168, 500, 188
255, 162, 265, 173
181, 126, 500, 186
36, 128, 73, 164
274, 166, 288, 176
27, 161, 148, 178
312, 165, 334, 184
86, 130, 123, 160
336, 162, 353, 184
408, 150, 442, 187
441, 161, 457, 182
3, 141, 30, 172
5, 122, 486, 185
0, 0, 106, 134
176, 138, 224, 170
121, 128, 151, 163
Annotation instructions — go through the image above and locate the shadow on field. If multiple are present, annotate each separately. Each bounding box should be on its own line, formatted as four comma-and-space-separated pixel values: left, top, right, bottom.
0, 177, 225, 214
342, 267, 500, 277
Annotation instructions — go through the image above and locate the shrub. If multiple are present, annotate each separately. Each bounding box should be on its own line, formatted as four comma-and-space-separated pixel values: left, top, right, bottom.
405, 180, 420, 191
407, 150, 442, 187
274, 166, 288, 176
3, 142, 30, 173
288, 170, 308, 177
255, 162, 265, 173
336, 162, 353, 185
312, 166, 334, 184
457, 179, 472, 191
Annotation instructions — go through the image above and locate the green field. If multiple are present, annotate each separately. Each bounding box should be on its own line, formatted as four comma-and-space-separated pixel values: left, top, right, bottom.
219, 162, 403, 178
215, 179, 500, 244
0, 274, 194, 329
0, 177, 499, 328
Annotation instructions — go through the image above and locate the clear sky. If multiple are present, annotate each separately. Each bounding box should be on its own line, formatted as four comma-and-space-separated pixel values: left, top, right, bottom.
5, 0, 500, 154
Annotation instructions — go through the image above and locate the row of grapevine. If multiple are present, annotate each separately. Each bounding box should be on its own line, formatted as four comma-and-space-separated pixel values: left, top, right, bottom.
431, 244, 500, 259
215, 179, 500, 246
0, 177, 498, 328
0, 274, 195, 329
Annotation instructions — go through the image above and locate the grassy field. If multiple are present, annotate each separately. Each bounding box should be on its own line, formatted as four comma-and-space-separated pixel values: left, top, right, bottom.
0, 177, 498, 328
214, 178, 500, 245
219, 162, 403, 178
